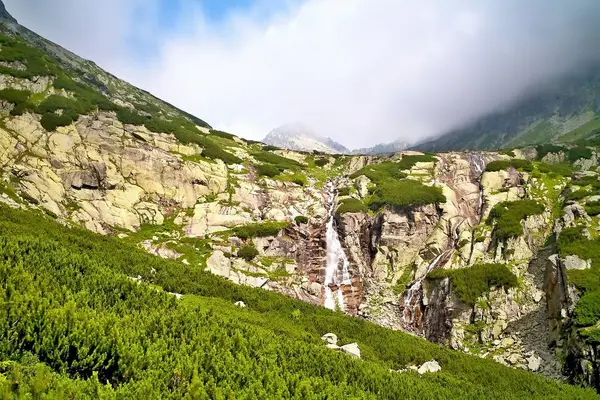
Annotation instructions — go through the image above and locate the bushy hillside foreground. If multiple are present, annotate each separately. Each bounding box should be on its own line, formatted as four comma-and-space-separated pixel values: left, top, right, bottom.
0, 205, 596, 399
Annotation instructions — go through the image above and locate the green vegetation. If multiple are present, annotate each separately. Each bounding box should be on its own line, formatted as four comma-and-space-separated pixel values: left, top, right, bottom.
428, 263, 518, 305
209, 129, 236, 140
237, 245, 259, 261
487, 200, 544, 241
338, 187, 351, 197
294, 215, 309, 224
566, 189, 592, 202
537, 162, 573, 177
349, 156, 443, 210
559, 118, 600, 143
315, 158, 329, 167
367, 180, 445, 210
567, 146, 593, 163
0, 88, 33, 115
0, 35, 59, 79
255, 163, 280, 178
252, 151, 303, 174
585, 201, 600, 216
337, 198, 368, 214
225, 221, 289, 240
535, 144, 565, 160
350, 161, 407, 183
485, 159, 533, 172
350, 155, 436, 184
0, 205, 595, 398
557, 227, 600, 343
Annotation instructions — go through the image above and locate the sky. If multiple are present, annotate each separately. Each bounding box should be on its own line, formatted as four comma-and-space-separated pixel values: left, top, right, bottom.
5, 0, 600, 149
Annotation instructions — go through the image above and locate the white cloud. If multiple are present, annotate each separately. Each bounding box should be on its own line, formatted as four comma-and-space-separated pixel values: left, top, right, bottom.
5, 0, 600, 148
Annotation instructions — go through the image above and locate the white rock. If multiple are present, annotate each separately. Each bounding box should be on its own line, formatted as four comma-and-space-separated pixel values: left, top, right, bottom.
321, 333, 338, 346
340, 342, 361, 358
563, 255, 591, 270
417, 360, 441, 374
527, 355, 542, 372
234, 301, 247, 308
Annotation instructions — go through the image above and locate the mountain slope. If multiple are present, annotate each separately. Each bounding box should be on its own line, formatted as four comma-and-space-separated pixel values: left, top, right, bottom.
1, 0, 600, 397
263, 123, 350, 153
413, 68, 600, 151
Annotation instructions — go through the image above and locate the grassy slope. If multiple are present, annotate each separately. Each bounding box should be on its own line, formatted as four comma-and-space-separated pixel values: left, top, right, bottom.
0, 204, 596, 399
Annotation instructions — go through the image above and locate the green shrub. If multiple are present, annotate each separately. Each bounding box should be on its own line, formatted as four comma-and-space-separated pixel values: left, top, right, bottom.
39, 112, 77, 131
199, 140, 242, 165
566, 189, 590, 202
350, 161, 408, 184
252, 151, 302, 172
572, 175, 600, 187
262, 145, 280, 151
486, 200, 544, 241
290, 173, 307, 186
574, 292, 600, 326
567, 146, 593, 163
536, 144, 565, 160
116, 107, 148, 125
337, 198, 368, 214
237, 245, 259, 261
428, 263, 518, 305
315, 158, 329, 167
485, 159, 533, 172
367, 180, 445, 209
537, 163, 573, 177
294, 215, 309, 224
0, 88, 33, 115
585, 200, 600, 216
338, 187, 351, 196
228, 221, 289, 239
256, 164, 280, 178
210, 129, 236, 140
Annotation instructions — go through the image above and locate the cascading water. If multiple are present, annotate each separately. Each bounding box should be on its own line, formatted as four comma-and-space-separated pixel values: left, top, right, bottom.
469, 152, 487, 222
402, 251, 447, 326
324, 180, 352, 311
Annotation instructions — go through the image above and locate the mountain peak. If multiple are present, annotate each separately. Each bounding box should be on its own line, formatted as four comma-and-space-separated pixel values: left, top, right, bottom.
0, 1, 17, 24
262, 123, 349, 154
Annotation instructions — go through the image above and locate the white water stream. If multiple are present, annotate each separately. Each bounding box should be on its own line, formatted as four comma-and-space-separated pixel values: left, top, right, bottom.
324, 181, 351, 311
402, 251, 446, 324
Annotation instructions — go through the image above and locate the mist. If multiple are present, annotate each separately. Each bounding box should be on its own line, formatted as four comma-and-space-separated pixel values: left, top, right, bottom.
6, 0, 600, 149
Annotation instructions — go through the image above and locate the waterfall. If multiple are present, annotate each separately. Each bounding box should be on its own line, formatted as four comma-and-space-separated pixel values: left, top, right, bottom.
469, 152, 487, 222
402, 251, 446, 325
324, 180, 351, 311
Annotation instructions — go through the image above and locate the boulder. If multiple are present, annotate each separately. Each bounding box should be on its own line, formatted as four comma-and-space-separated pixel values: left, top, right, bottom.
321, 333, 338, 346
417, 360, 441, 374
206, 250, 231, 278
340, 342, 361, 358
563, 255, 591, 271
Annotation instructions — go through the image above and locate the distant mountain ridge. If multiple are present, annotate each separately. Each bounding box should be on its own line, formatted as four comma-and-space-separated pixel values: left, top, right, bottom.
413, 68, 600, 152
262, 123, 349, 154
263, 123, 409, 155
351, 139, 409, 155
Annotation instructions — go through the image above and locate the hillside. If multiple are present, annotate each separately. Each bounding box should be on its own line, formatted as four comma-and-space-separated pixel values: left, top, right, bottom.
413, 68, 600, 151
2, 1, 600, 397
